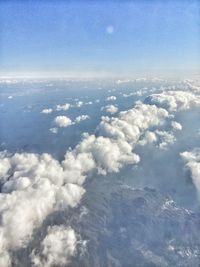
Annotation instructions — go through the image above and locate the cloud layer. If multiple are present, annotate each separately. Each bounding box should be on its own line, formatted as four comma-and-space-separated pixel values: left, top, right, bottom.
1, 80, 200, 265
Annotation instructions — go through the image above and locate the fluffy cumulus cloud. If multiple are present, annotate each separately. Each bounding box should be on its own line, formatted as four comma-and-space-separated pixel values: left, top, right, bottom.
64, 134, 140, 176
101, 105, 118, 114
0, 152, 85, 266
171, 121, 182, 131
181, 149, 200, 194
41, 103, 71, 114
56, 103, 70, 111
106, 95, 116, 101
145, 91, 200, 112
75, 115, 90, 124
31, 225, 77, 267
138, 131, 157, 146
41, 108, 53, 114
98, 102, 169, 146
54, 116, 72, 127
155, 130, 176, 149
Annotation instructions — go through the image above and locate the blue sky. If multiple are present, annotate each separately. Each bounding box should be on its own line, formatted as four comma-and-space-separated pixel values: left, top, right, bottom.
0, 0, 200, 77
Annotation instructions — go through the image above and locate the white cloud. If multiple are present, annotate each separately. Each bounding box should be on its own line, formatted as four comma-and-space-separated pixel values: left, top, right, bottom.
171, 121, 182, 131
181, 149, 200, 195
41, 108, 53, 114
66, 134, 140, 176
49, 127, 58, 134
106, 96, 116, 101
56, 103, 70, 111
0, 152, 85, 266
75, 115, 90, 124
54, 116, 72, 127
155, 130, 176, 149
75, 101, 83, 108
139, 131, 157, 146
31, 225, 77, 267
98, 102, 169, 145
101, 105, 118, 114
145, 91, 200, 112
85, 101, 93, 105
122, 93, 135, 98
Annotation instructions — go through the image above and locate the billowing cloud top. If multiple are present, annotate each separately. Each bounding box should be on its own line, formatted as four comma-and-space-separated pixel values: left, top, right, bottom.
54, 116, 72, 127
101, 105, 118, 114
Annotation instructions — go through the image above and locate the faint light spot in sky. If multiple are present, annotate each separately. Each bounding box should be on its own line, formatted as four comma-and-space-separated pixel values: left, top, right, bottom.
106, 25, 114, 34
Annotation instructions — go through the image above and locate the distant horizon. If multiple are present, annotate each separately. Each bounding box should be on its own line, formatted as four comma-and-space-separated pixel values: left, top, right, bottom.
1, 69, 200, 81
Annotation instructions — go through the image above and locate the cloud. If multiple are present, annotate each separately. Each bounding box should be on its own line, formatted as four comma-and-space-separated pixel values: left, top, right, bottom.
98, 102, 169, 146
49, 127, 58, 134
65, 134, 139, 176
106, 96, 116, 101
54, 116, 72, 127
31, 225, 77, 267
181, 149, 200, 195
145, 91, 200, 112
106, 25, 114, 34
56, 103, 70, 111
122, 93, 135, 98
85, 101, 93, 105
75, 115, 90, 124
138, 131, 157, 146
155, 130, 176, 149
41, 108, 53, 114
41, 103, 71, 114
0, 151, 85, 266
2, 82, 200, 265
75, 101, 83, 108
101, 105, 118, 114
116, 79, 130, 84
171, 121, 182, 131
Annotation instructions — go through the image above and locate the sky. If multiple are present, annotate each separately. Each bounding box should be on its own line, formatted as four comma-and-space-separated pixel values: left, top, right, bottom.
0, 0, 200, 77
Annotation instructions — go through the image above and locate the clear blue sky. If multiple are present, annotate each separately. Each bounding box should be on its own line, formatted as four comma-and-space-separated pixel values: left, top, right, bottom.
0, 0, 200, 77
